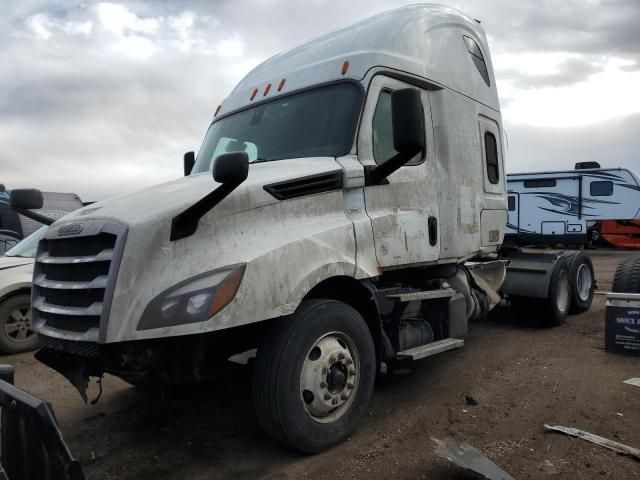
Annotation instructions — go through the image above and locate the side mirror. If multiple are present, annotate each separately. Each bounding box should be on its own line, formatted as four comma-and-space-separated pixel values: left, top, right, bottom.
392, 88, 425, 153
10, 188, 54, 226
213, 151, 249, 185
184, 151, 195, 176
10, 189, 44, 210
170, 151, 249, 241
365, 88, 425, 186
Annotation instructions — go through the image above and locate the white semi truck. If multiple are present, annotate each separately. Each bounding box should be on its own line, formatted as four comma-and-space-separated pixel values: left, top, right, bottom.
7, 4, 595, 455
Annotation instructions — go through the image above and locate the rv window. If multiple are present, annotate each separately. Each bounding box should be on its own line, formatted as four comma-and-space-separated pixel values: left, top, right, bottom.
372, 90, 422, 166
508, 196, 515, 211
484, 132, 499, 184
523, 179, 556, 188
590, 180, 613, 196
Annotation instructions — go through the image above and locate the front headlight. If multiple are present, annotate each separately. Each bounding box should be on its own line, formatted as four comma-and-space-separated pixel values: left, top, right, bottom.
137, 264, 245, 331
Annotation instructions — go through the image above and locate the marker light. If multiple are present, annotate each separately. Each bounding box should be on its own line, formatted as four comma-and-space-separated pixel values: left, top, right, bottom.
341, 60, 349, 75
278, 79, 286, 91
214, 105, 221, 117
264, 83, 272, 96
250, 88, 258, 100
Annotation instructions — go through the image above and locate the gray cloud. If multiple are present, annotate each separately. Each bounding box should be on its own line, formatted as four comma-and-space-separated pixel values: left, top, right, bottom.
0, 0, 639, 200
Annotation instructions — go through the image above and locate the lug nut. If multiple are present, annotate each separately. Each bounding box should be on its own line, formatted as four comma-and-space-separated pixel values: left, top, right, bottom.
345, 358, 352, 365
322, 368, 327, 375
347, 383, 354, 389
320, 381, 327, 388
348, 368, 356, 375
332, 398, 338, 405
329, 356, 336, 364
338, 353, 345, 360
324, 393, 331, 400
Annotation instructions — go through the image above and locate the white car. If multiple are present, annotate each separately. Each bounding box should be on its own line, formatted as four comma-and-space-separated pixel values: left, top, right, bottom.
0, 226, 47, 353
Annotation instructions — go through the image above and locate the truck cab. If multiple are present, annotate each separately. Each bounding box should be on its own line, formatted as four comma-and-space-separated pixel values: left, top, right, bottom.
12, 4, 582, 453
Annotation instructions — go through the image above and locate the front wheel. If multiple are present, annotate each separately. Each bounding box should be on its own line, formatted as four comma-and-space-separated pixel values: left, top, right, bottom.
253, 299, 376, 453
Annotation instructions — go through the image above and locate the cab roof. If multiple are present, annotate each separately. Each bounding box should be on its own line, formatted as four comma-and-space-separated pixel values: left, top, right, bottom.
218, 4, 499, 116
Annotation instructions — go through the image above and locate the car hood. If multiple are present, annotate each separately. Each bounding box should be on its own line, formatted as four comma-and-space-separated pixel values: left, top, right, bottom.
0, 256, 34, 271
58, 157, 342, 229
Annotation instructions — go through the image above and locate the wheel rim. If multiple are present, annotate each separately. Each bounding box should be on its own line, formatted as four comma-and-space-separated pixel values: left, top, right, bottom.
4, 306, 35, 344
557, 271, 570, 313
575, 264, 593, 302
300, 331, 360, 423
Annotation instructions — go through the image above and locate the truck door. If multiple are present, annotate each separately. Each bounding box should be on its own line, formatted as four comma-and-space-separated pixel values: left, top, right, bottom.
358, 76, 440, 268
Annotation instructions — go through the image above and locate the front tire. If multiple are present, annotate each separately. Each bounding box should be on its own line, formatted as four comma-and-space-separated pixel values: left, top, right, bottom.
253, 299, 376, 453
0, 294, 38, 354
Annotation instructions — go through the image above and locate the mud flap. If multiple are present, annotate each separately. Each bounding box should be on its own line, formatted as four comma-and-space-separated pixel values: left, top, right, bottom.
35, 349, 100, 404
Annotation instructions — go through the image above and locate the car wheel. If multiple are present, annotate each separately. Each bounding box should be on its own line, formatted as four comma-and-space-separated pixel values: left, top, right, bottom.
0, 294, 39, 354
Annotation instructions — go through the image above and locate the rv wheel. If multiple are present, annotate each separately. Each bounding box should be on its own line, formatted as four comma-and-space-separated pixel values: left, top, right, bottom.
0, 294, 38, 354
253, 299, 376, 453
561, 251, 595, 313
612, 258, 640, 293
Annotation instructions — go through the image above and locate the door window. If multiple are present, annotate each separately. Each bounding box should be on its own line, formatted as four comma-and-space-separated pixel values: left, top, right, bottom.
372, 90, 422, 166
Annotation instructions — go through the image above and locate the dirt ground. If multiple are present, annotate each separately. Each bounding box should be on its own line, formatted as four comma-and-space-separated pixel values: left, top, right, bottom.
7, 249, 640, 479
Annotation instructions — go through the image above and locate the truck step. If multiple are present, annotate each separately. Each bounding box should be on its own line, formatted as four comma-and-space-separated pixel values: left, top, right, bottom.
396, 338, 464, 360
385, 288, 456, 302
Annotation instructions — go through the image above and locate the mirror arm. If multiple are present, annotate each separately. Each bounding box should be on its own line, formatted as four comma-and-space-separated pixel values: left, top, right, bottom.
170, 181, 240, 241
364, 147, 421, 186
12, 207, 55, 226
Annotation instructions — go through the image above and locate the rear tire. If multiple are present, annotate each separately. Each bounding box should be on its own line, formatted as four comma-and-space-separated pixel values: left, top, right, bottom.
561, 251, 595, 314
0, 294, 38, 354
253, 299, 376, 453
612, 258, 640, 293
509, 257, 570, 327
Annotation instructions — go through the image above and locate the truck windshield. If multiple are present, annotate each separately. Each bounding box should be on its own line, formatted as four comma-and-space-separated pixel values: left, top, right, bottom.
192, 82, 362, 172
4, 226, 47, 258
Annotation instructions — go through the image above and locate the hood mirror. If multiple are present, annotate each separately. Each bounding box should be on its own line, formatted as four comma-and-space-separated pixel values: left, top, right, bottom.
184, 151, 195, 176
213, 151, 249, 185
10, 188, 54, 226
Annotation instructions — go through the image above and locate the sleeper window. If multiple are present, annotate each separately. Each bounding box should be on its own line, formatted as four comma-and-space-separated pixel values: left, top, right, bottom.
590, 181, 613, 196
484, 132, 499, 184
372, 90, 422, 166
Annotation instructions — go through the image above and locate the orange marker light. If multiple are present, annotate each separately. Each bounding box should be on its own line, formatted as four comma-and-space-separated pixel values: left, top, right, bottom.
214, 105, 221, 117
278, 78, 286, 91
264, 83, 272, 96
341, 60, 350, 75
250, 88, 258, 100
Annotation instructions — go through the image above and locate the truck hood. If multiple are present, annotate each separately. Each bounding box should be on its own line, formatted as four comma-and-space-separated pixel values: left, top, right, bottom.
0, 256, 34, 271
59, 157, 342, 228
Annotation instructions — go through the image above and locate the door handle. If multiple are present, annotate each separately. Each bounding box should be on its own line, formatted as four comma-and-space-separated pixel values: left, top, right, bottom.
428, 216, 438, 246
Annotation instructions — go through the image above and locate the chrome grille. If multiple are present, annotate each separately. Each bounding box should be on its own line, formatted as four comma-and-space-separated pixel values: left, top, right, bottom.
32, 222, 126, 342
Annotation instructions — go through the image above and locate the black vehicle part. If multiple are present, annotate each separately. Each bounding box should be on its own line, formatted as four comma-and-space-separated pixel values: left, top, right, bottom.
0, 364, 84, 480
253, 299, 376, 453
561, 251, 595, 313
612, 257, 640, 293
0, 293, 38, 354
510, 256, 571, 327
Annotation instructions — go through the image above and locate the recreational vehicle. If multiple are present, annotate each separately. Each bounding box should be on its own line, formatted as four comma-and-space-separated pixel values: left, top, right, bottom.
506, 168, 640, 246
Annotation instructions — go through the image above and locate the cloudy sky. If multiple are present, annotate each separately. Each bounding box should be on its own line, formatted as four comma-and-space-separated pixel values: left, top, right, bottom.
1, 0, 639, 201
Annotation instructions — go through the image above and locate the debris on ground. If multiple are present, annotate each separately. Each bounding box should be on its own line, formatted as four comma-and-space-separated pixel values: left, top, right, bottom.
433, 437, 515, 480
544, 424, 640, 461
465, 395, 479, 406
623, 377, 640, 387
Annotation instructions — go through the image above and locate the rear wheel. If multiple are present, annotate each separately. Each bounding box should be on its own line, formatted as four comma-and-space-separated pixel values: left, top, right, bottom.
510, 257, 570, 327
0, 294, 38, 354
612, 257, 640, 293
561, 251, 595, 313
253, 299, 376, 453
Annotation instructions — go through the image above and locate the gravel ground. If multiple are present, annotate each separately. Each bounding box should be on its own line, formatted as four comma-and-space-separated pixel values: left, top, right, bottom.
6, 249, 640, 479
